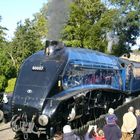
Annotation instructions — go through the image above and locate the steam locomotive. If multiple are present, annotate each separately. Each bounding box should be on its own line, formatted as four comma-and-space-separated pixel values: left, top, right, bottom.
11, 40, 140, 139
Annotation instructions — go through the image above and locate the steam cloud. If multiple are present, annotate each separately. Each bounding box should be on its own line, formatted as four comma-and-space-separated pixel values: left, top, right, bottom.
47, 0, 73, 40
106, 31, 119, 53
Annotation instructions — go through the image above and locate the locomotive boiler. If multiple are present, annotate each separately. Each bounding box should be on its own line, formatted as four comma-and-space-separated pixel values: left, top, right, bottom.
11, 40, 140, 139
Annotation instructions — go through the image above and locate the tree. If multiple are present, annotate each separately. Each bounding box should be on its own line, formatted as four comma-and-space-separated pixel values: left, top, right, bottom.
106, 0, 140, 55
33, 4, 48, 40
0, 16, 7, 46
0, 75, 7, 91
62, 0, 118, 52
0, 16, 10, 91
0, 43, 17, 92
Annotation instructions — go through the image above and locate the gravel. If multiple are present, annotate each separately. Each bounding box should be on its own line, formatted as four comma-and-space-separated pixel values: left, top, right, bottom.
0, 122, 15, 140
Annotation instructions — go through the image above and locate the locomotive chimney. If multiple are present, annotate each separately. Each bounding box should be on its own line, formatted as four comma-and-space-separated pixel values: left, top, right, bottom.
45, 40, 65, 55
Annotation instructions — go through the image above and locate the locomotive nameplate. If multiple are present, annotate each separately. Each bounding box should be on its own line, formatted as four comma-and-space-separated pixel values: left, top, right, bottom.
32, 66, 45, 71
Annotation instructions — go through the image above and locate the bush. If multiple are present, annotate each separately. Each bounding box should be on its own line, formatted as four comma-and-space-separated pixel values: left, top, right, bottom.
5, 78, 16, 93
0, 75, 7, 92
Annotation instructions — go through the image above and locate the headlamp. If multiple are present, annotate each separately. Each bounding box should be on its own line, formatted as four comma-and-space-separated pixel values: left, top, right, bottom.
38, 115, 49, 126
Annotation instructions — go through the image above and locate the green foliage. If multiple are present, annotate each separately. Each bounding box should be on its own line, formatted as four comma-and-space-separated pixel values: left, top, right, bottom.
0, 75, 7, 92
0, 16, 7, 46
0, 43, 17, 77
62, 0, 118, 52
34, 13, 48, 39
0, 17, 16, 92
33, 4, 48, 39
5, 78, 16, 93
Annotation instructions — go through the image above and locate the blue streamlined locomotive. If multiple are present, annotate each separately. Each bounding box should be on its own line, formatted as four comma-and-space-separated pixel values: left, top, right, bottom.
11, 41, 140, 139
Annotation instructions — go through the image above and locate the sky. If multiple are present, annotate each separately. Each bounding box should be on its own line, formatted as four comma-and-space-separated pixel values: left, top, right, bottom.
0, 0, 47, 40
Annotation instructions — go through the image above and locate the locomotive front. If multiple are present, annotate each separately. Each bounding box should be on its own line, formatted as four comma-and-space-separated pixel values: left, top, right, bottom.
11, 41, 67, 139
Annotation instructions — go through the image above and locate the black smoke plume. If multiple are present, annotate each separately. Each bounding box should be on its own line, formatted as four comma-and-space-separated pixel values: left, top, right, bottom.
47, 0, 73, 40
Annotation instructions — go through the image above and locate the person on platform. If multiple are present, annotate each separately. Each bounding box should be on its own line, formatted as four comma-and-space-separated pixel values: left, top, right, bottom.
95, 129, 106, 140
103, 109, 121, 140
63, 125, 80, 140
133, 109, 140, 140
53, 131, 63, 140
105, 108, 118, 124
121, 106, 137, 140
84, 125, 96, 140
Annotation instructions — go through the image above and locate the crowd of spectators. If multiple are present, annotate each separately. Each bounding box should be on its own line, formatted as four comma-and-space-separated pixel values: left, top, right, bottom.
53, 106, 140, 140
